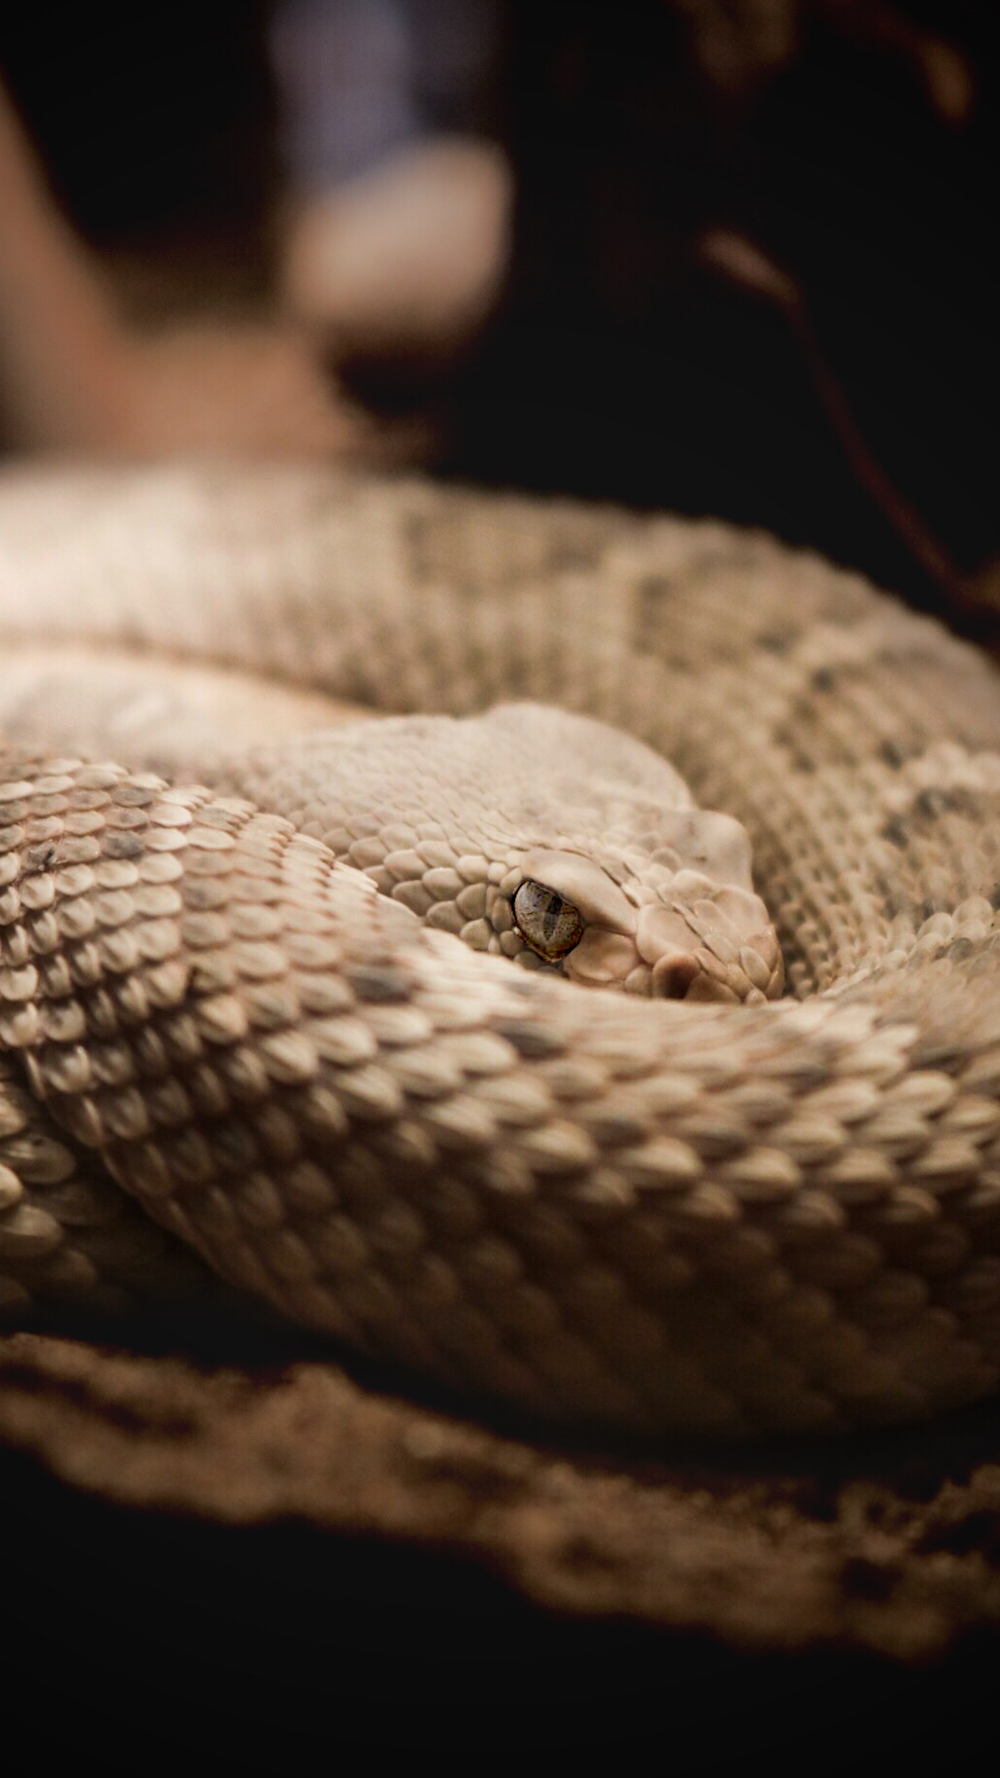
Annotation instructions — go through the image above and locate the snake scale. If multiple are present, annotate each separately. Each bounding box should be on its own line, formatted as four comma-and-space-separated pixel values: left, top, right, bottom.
2, 460, 1000, 1439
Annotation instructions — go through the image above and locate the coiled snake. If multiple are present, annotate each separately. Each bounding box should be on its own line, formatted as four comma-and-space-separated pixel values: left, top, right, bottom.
2, 460, 1000, 1438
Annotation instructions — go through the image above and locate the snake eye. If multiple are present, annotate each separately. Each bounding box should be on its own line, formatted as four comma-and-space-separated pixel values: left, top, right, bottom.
512, 879, 585, 961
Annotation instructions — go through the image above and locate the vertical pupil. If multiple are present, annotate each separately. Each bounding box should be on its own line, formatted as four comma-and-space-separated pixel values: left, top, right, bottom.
541, 892, 561, 939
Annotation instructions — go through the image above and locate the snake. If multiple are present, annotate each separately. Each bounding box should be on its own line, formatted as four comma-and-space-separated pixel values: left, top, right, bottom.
2, 460, 1000, 1439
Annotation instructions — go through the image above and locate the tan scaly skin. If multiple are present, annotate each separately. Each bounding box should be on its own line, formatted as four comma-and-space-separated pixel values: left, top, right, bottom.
2, 462, 1000, 1437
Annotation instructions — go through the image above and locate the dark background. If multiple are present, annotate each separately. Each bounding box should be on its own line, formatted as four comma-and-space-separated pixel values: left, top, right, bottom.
3, 1437, 998, 1764
2, 1, 998, 622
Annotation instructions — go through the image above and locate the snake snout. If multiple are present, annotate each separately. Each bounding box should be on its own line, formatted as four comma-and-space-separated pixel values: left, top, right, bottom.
638, 896, 784, 1004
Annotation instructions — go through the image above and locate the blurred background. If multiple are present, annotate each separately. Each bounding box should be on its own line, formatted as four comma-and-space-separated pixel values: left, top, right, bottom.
1, 1, 997, 626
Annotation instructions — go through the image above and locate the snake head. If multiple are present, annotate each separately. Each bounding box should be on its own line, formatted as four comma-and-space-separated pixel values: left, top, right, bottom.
506, 818, 784, 1004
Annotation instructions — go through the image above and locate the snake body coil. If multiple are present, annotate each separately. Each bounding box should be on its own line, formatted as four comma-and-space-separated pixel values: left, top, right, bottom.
2, 462, 1000, 1437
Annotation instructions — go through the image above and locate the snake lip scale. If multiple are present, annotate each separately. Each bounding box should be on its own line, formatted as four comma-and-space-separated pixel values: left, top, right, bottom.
2, 460, 1000, 1438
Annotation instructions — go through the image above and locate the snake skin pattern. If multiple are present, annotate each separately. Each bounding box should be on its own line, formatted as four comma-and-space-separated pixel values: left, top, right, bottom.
2, 461, 1000, 1438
